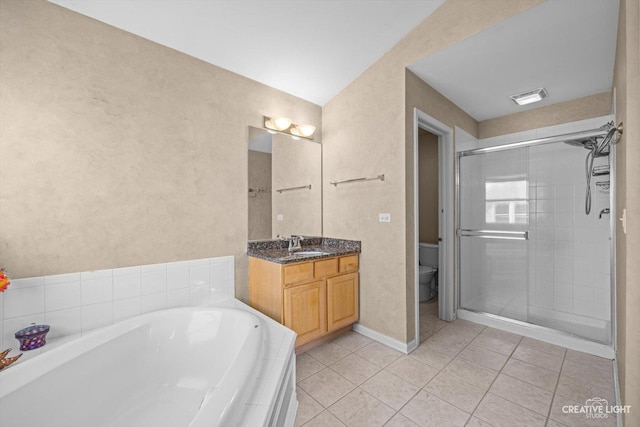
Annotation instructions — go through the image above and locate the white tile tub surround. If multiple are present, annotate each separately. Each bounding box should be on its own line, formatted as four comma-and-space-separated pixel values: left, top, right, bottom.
0, 256, 235, 350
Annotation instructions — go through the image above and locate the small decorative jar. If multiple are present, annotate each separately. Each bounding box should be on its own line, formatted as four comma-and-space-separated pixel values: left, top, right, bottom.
15, 324, 50, 351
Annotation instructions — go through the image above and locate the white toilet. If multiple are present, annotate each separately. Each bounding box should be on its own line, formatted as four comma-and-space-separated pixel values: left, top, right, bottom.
419, 243, 438, 302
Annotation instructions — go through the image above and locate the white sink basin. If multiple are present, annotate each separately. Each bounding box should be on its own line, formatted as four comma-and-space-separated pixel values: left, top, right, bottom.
293, 251, 329, 256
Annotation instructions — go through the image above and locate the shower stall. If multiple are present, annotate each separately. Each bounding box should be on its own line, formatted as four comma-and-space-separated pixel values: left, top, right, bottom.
456, 123, 619, 356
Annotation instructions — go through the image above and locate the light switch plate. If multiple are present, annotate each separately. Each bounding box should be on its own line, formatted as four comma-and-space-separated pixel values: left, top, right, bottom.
277, 214, 284, 221
379, 213, 391, 223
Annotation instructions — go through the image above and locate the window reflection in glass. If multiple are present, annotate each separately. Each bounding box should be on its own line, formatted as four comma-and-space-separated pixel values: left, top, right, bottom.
485, 180, 528, 224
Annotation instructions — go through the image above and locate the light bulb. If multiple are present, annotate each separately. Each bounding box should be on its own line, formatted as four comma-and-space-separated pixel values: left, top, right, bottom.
271, 116, 292, 131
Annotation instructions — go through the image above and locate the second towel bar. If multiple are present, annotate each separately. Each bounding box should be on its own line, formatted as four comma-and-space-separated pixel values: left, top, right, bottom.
330, 174, 385, 187
276, 185, 311, 193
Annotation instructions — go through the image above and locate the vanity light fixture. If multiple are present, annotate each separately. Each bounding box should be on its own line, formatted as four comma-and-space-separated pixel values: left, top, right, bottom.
510, 87, 548, 106
264, 116, 316, 140
291, 124, 316, 138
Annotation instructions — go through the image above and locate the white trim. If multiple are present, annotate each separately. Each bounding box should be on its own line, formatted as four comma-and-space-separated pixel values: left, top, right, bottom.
413, 108, 455, 350
352, 323, 416, 354
458, 309, 615, 359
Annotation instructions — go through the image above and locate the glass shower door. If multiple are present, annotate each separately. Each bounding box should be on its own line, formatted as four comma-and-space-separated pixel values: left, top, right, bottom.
458, 147, 531, 321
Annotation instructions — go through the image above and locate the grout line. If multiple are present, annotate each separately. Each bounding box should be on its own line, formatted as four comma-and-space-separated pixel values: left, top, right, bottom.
545, 348, 568, 426
467, 334, 525, 423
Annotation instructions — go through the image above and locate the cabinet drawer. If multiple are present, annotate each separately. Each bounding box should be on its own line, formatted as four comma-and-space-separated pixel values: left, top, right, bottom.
314, 258, 338, 278
338, 255, 359, 273
283, 262, 314, 285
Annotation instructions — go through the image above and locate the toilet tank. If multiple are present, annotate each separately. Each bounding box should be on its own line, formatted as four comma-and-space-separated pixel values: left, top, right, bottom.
419, 243, 438, 268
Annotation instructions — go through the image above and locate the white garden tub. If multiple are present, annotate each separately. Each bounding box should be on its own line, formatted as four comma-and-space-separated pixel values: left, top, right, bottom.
0, 306, 263, 427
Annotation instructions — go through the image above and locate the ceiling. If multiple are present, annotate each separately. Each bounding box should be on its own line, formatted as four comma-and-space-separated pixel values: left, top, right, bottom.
408, 0, 620, 121
48, 0, 619, 119
49, 0, 446, 106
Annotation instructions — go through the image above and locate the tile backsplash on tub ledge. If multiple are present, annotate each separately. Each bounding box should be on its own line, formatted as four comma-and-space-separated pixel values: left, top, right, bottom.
0, 256, 235, 350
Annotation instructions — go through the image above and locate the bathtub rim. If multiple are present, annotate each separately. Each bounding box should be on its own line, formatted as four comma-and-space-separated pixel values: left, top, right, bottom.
0, 306, 262, 400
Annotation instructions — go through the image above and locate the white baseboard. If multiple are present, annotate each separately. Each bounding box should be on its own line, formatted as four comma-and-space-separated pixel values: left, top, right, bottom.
352, 323, 415, 354
457, 309, 615, 359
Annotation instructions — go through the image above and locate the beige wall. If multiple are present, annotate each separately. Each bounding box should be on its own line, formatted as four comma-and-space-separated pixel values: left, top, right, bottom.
479, 92, 613, 139
248, 150, 272, 240
613, 0, 640, 422
0, 0, 321, 303
323, 0, 543, 343
418, 129, 439, 245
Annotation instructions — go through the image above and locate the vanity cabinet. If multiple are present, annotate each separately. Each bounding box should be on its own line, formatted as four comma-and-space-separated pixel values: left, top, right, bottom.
249, 254, 359, 349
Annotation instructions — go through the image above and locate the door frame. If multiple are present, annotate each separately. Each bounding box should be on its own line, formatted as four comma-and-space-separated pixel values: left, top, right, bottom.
413, 108, 455, 348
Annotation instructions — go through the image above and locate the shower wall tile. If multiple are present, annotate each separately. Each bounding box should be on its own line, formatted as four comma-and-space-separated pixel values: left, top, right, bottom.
554, 296, 572, 313
0, 256, 235, 349
475, 115, 614, 343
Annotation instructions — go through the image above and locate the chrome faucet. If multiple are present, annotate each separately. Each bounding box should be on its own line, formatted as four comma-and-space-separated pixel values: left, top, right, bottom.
288, 235, 304, 252
599, 208, 610, 219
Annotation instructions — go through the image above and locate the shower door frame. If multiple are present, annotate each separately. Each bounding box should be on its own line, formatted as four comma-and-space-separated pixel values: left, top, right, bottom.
455, 126, 617, 359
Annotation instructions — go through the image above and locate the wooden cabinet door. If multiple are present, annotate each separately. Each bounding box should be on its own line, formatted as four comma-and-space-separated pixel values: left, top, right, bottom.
326, 273, 359, 332
284, 280, 327, 347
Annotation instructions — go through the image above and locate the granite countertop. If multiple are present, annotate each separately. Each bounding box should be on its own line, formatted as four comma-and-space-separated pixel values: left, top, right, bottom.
247, 237, 361, 264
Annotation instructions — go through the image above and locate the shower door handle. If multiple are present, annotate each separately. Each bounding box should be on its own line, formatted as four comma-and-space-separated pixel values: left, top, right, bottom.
456, 229, 529, 240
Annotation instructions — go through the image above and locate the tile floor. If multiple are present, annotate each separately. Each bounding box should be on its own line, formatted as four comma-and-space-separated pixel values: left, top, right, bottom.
295, 301, 617, 426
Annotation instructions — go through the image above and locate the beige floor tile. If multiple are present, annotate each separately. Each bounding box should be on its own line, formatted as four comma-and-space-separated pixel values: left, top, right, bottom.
561, 359, 615, 390
442, 358, 499, 390
361, 370, 420, 410
423, 328, 474, 356
512, 345, 564, 372
423, 372, 486, 413
465, 416, 494, 426
565, 349, 613, 373
295, 387, 324, 427
555, 373, 616, 404
480, 327, 523, 344
329, 353, 381, 385
501, 358, 559, 391
419, 317, 447, 341
297, 353, 325, 382
355, 341, 402, 367
400, 390, 471, 427
549, 393, 617, 427
298, 368, 356, 408
331, 331, 373, 352
384, 413, 419, 426
447, 319, 486, 337
303, 410, 346, 427
420, 314, 448, 330
328, 388, 395, 427
385, 355, 439, 387
489, 374, 554, 416
519, 336, 567, 357
471, 330, 521, 356
410, 343, 454, 369
308, 342, 351, 365
545, 419, 568, 427
474, 393, 546, 427
456, 342, 509, 371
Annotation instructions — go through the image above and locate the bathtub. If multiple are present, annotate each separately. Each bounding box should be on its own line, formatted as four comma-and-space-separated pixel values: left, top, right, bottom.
0, 306, 263, 427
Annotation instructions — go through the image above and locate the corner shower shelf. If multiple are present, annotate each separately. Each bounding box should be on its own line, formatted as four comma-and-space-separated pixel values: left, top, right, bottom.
593, 165, 610, 176
596, 181, 610, 190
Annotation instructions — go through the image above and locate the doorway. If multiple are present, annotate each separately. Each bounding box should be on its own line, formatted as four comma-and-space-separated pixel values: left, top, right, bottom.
417, 128, 440, 339
412, 108, 455, 351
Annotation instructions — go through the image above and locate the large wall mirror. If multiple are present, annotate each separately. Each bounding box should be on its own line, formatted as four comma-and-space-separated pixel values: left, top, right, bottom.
248, 126, 322, 240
